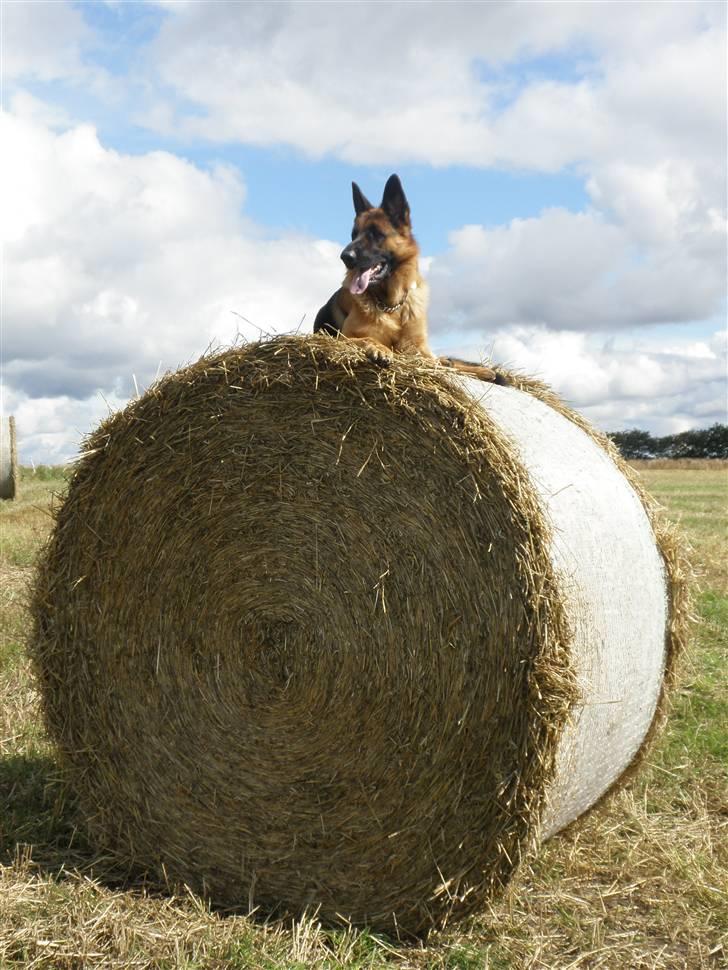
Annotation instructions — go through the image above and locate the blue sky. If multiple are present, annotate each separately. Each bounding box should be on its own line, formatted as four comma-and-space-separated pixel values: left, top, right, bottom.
2, 0, 726, 463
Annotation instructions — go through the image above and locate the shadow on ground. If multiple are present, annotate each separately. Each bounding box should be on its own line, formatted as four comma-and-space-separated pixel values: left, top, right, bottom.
0, 753, 282, 926
0, 754, 422, 940
0, 752, 93, 873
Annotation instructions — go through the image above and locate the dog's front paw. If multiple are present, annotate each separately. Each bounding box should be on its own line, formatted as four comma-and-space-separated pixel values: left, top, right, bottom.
366, 345, 392, 367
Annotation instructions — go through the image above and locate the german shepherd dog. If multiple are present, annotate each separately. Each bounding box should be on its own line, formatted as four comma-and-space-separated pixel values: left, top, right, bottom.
313, 174, 506, 384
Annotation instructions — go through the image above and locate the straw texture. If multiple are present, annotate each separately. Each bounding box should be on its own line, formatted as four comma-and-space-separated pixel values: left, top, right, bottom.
30, 334, 685, 934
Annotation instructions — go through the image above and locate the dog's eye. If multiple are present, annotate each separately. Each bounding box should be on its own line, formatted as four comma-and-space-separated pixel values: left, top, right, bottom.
369, 227, 385, 243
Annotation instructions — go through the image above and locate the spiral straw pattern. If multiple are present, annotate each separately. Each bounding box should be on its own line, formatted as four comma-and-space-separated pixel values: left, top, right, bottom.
31, 335, 687, 934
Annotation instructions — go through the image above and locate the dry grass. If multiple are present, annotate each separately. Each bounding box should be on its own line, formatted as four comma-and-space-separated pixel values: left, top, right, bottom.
1, 396, 726, 967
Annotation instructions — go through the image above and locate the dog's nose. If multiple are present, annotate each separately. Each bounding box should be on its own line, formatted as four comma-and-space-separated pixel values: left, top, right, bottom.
340, 247, 357, 269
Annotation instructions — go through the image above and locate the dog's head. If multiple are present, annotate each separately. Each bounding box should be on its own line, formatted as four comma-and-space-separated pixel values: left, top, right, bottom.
340, 174, 419, 295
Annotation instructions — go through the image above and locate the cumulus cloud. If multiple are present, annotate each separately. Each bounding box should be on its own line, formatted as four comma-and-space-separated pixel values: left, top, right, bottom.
2, 0, 93, 82
1, 110, 343, 462
139, 0, 727, 339
7, 3, 724, 202
140, 0, 725, 174
2, 103, 725, 463
436, 326, 727, 436
2, 110, 341, 389
2, 385, 130, 467
427, 203, 725, 334
2, 1, 726, 463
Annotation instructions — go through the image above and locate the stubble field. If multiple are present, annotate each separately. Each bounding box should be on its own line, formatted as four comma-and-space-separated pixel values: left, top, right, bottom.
1, 464, 726, 969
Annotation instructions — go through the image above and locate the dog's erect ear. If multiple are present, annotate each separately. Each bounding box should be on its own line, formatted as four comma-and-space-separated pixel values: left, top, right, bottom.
381, 174, 410, 228
352, 182, 374, 216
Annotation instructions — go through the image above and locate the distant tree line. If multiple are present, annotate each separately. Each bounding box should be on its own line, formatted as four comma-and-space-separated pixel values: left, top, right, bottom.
608, 423, 728, 460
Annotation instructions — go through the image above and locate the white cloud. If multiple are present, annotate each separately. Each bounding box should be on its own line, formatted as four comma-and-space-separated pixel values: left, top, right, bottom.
7, 3, 725, 193
1, 0, 120, 108
436, 326, 727, 436
587, 162, 706, 248
7, 90, 75, 131
136, 0, 726, 331
2, 386, 130, 467
427, 206, 725, 333
2, 0, 93, 82
2, 103, 725, 463
139, 0, 725, 177
2, 0, 726, 463
1, 111, 342, 461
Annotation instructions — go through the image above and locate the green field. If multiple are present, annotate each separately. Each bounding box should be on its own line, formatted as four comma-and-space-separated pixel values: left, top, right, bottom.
1, 465, 726, 969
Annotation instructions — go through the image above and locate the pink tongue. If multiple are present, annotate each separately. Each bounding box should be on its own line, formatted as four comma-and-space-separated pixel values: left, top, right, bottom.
349, 267, 373, 295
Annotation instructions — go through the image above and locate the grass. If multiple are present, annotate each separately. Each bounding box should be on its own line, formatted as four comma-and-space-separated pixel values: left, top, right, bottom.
1, 462, 726, 968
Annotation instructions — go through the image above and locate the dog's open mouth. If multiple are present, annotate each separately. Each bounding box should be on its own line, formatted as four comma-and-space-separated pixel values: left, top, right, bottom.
349, 262, 387, 295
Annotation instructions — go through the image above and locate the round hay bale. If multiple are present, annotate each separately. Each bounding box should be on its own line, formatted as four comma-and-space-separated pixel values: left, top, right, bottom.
0, 415, 18, 500
31, 335, 688, 934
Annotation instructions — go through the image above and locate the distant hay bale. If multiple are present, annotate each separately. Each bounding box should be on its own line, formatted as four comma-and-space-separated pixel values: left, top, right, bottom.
31, 335, 688, 934
0, 415, 18, 500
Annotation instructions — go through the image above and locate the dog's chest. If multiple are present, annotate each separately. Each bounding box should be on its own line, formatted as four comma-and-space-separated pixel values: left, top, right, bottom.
396, 280, 428, 330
